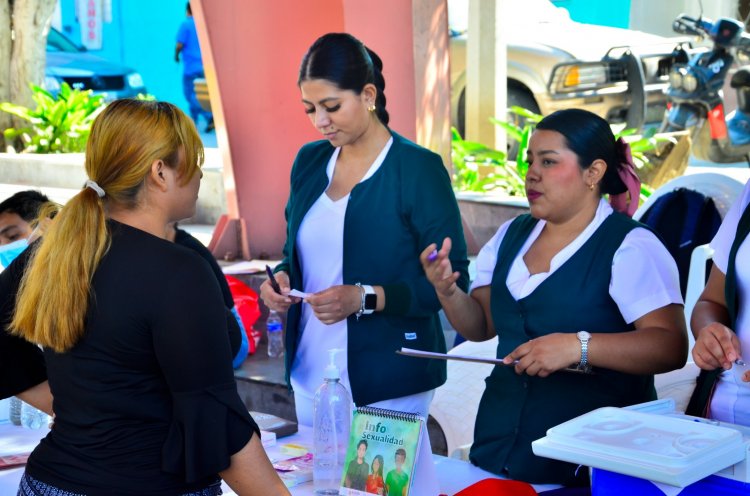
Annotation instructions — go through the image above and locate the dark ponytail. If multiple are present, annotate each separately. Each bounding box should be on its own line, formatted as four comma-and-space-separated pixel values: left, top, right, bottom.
298, 33, 389, 126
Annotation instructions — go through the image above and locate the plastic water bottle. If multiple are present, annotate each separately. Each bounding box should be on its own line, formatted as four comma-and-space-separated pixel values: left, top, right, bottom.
9, 397, 22, 426
21, 401, 49, 429
266, 310, 284, 358
313, 349, 351, 495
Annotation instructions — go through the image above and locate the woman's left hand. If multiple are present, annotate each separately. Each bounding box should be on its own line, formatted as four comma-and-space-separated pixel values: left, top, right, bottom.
502, 333, 580, 377
306, 285, 361, 325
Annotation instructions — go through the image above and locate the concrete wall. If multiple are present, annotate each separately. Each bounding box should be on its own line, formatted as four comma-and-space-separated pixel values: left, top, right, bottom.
0, 149, 226, 225
629, 0, 738, 37
551, 0, 632, 28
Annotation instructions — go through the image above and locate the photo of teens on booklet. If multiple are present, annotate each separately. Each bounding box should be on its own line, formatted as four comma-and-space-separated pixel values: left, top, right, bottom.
340, 408, 422, 496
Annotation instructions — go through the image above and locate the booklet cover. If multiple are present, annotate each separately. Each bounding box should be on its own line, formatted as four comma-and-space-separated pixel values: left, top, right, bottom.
339, 406, 438, 496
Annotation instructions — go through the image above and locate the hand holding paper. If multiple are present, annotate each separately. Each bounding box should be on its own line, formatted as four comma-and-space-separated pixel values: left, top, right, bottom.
288, 289, 310, 299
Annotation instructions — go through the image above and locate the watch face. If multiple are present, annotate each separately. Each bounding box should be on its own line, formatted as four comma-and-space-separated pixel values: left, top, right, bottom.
577, 331, 591, 341
364, 293, 377, 311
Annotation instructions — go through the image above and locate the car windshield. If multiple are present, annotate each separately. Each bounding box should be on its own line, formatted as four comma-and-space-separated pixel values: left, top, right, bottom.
47, 28, 83, 53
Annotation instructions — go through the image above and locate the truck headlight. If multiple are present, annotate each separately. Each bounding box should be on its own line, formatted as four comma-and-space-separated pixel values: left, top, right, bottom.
562, 64, 607, 88
127, 73, 144, 89
551, 62, 611, 93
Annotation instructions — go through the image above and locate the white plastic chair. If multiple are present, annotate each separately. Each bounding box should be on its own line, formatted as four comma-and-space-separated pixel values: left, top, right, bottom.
633, 172, 742, 221
429, 337, 497, 459
633, 172, 742, 344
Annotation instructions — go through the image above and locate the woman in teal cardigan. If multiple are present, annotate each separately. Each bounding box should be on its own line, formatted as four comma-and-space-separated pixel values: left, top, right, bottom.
421, 109, 687, 486
260, 33, 469, 426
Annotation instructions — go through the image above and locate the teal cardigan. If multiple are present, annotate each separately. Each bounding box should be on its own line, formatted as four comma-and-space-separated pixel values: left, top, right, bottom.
275, 131, 470, 406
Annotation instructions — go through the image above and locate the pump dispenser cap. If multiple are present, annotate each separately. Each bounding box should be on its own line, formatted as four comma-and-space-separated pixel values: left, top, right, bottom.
324, 348, 344, 380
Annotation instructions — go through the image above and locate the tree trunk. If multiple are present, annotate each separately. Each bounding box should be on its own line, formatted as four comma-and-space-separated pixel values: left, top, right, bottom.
10, 0, 56, 108
0, 2, 11, 147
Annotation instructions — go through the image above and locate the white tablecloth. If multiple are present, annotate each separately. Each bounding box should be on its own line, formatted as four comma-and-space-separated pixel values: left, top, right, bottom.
0, 422, 560, 495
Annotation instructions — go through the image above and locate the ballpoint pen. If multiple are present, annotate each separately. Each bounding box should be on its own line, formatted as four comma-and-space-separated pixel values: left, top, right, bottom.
265, 264, 282, 295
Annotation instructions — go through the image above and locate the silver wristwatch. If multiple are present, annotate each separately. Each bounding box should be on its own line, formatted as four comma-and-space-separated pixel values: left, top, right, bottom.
576, 331, 591, 371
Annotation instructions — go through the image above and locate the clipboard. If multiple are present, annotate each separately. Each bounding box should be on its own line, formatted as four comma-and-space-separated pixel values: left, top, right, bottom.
396, 347, 592, 374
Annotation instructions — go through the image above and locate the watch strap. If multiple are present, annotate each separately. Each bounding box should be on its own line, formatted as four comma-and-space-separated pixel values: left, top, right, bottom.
362, 285, 376, 314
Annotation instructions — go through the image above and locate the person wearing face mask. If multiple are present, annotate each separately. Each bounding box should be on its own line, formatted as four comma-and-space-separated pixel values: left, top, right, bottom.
0, 191, 54, 417
0, 190, 51, 268
3, 100, 288, 495
259, 32, 470, 426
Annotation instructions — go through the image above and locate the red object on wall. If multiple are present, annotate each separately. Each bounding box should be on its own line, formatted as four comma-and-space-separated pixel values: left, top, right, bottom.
225, 275, 262, 353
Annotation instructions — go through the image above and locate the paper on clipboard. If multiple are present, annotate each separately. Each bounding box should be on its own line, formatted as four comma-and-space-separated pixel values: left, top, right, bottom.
397, 347, 592, 374
398, 347, 505, 366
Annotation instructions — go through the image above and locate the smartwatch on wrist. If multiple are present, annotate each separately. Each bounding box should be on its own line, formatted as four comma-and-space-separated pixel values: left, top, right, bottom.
362, 285, 376, 314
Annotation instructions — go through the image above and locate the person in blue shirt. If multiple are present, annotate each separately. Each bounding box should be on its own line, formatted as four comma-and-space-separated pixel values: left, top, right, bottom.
175, 2, 214, 132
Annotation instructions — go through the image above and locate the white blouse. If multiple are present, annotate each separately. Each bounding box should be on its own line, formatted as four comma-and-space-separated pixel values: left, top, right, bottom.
290, 138, 393, 404
708, 180, 750, 426
470, 199, 683, 324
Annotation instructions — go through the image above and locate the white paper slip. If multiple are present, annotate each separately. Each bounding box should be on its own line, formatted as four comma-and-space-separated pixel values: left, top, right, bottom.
288, 289, 310, 299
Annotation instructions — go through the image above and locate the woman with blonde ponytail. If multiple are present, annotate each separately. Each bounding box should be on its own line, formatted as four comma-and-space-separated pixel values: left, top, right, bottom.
3, 99, 288, 496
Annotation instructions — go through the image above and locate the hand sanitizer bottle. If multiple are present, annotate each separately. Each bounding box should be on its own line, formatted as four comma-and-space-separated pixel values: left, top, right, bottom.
313, 348, 352, 495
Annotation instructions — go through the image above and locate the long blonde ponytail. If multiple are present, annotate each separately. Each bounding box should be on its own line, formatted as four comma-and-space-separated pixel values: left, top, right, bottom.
10, 100, 203, 352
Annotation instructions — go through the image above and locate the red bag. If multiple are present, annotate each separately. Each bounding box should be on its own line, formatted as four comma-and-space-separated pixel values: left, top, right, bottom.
454, 479, 537, 496
225, 275, 262, 354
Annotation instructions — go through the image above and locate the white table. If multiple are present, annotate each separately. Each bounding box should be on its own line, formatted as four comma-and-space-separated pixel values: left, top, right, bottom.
0, 423, 560, 495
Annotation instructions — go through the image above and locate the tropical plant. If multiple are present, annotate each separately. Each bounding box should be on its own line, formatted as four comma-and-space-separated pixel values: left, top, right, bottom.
0, 82, 105, 153
490, 106, 680, 202
490, 105, 543, 182
451, 127, 527, 195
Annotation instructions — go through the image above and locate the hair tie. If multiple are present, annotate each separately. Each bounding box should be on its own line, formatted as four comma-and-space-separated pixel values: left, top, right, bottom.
608, 138, 640, 217
84, 180, 105, 198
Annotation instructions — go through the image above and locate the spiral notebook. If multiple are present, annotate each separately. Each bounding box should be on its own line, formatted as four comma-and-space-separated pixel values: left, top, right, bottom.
339, 406, 439, 496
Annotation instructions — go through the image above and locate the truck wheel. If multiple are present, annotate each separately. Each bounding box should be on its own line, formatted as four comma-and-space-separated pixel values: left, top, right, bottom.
457, 89, 466, 138
507, 86, 540, 159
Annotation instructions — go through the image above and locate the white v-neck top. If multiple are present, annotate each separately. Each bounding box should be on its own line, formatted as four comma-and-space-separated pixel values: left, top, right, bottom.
470, 200, 682, 324
708, 180, 750, 425
290, 138, 393, 402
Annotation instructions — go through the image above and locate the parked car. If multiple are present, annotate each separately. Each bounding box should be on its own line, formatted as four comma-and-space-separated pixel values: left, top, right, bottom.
45, 27, 146, 100
450, 0, 686, 137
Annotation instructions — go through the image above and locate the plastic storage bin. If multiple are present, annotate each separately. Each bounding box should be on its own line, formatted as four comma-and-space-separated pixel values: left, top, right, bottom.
532, 406, 746, 487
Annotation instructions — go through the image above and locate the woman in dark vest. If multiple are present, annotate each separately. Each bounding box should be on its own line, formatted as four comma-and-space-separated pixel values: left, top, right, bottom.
421, 108, 688, 486
691, 178, 750, 424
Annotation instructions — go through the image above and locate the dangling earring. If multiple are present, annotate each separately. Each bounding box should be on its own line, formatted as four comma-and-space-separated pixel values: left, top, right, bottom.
368, 103, 376, 112
588, 183, 595, 191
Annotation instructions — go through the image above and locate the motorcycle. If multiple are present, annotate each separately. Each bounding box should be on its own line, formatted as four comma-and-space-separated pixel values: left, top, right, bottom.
662, 14, 750, 164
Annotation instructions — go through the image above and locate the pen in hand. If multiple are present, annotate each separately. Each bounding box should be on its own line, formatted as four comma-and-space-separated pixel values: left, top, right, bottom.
265, 265, 282, 295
